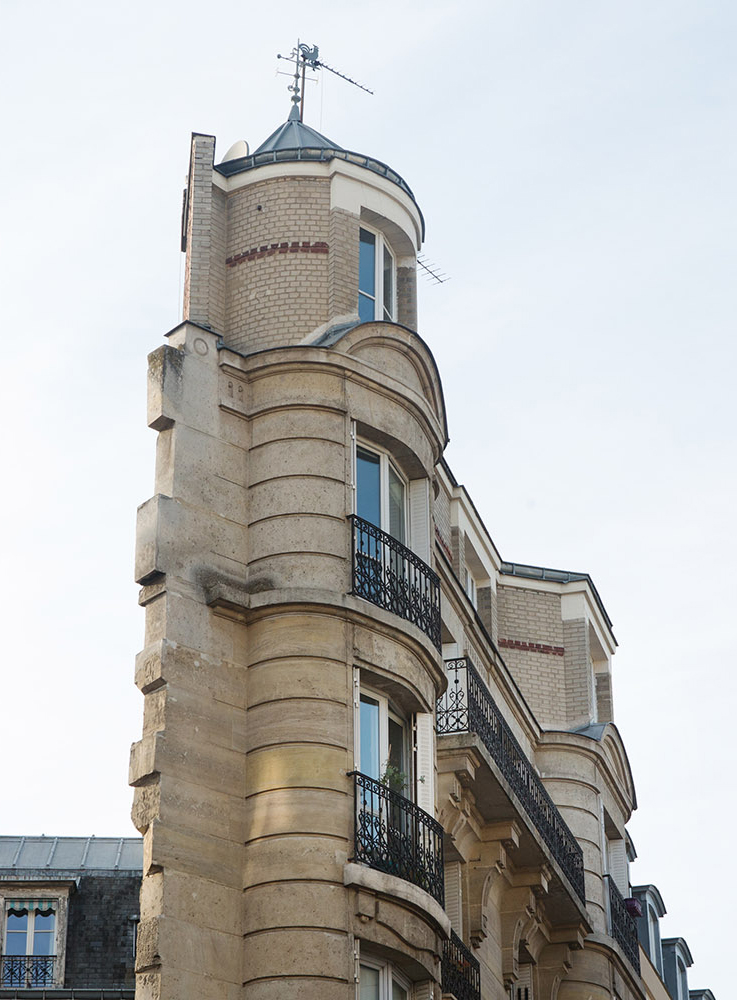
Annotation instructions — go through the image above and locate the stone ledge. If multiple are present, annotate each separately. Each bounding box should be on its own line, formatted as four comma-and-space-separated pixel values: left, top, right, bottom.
343, 862, 450, 937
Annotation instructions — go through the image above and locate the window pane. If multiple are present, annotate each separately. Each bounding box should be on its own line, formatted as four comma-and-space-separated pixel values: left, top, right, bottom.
33, 931, 54, 956
357, 447, 381, 529
388, 464, 405, 543
388, 716, 405, 786
359, 965, 380, 1000
383, 245, 394, 320
358, 291, 375, 323
5, 931, 28, 956
359, 229, 376, 296
34, 912, 55, 932
7, 912, 28, 930
392, 980, 408, 1000
360, 695, 380, 780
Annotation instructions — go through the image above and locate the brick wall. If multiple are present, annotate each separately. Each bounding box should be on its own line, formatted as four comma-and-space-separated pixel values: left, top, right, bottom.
224, 176, 331, 353
64, 873, 139, 988
564, 618, 592, 728
497, 585, 567, 728
329, 207, 359, 320
434, 479, 452, 561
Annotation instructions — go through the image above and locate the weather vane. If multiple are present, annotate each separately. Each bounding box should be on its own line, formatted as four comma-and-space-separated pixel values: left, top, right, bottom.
277, 41, 373, 122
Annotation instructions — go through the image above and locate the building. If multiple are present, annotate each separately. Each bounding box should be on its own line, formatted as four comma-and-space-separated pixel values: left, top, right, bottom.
0, 836, 141, 997
127, 79, 716, 1000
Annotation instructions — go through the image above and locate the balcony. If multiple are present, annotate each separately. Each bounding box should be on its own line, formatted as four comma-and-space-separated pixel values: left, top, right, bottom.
350, 515, 442, 650
1, 955, 55, 987
437, 658, 586, 904
349, 770, 445, 905
606, 875, 641, 974
442, 929, 480, 1000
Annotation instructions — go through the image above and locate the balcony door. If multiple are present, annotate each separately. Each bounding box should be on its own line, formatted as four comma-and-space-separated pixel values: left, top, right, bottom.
356, 444, 406, 544
359, 690, 408, 793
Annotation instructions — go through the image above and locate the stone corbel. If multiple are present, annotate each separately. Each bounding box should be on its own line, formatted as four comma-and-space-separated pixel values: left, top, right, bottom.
466, 841, 510, 947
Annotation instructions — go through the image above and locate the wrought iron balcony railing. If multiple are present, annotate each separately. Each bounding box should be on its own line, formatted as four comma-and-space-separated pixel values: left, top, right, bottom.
606, 875, 641, 973
350, 515, 442, 650
437, 657, 586, 903
349, 770, 444, 906
442, 929, 481, 1000
1, 954, 55, 987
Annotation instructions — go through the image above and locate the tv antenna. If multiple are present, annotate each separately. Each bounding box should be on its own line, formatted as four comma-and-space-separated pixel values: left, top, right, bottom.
277, 42, 373, 122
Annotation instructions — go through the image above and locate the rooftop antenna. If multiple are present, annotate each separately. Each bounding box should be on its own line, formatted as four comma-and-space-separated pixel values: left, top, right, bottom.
417, 255, 450, 285
277, 42, 373, 122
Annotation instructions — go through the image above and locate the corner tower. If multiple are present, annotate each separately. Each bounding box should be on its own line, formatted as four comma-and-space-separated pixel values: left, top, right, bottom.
182, 105, 424, 354
131, 106, 448, 1000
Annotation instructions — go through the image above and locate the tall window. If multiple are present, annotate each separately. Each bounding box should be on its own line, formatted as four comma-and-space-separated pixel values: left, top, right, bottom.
359, 688, 409, 793
358, 227, 395, 323
356, 444, 406, 544
2, 904, 56, 987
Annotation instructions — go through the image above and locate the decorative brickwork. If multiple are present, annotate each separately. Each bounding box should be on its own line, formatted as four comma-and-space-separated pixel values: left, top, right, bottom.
499, 637, 565, 656
226, 241, 329, 266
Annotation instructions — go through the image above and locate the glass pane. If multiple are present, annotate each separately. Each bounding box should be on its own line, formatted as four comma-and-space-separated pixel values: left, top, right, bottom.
392, 979, 408, 1000
357, 447, 381, 529
383, 245, 394, 320
34, 912, 55, 932
359, 965, 380, 1000
388, 716, 405, 791
388, 464, 405, 543
5, 931, 28, 956
360, 695, 380, 780
358, 291, 375, 323
33, 931, 54, 956
359, 229, 376, 296
7, 912, 28, 930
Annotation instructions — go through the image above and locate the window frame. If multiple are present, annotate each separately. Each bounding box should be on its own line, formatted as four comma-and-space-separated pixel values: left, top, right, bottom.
355, 440, 408, 545
358, 225, 396, 323
359, 955, 411, 1000
358, 684, 412, 794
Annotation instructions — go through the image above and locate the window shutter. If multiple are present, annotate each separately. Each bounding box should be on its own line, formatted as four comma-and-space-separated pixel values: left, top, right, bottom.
415, 711, 435, 816
515, 963, 533, 1000
444, 860, 463, 935
409, 479, 431, 564
608, 837, 629, 896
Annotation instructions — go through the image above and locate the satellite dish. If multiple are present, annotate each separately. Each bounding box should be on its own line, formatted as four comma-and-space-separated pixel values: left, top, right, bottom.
220, 140, 250, 163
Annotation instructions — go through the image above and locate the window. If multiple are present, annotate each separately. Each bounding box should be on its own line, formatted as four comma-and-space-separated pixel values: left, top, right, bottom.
648, 904, 662, 974
356, 444, 406, 544
2, 902, 56, 988
359, 688, 409, 792
464, 568, 477, 609
360, 958, 410, 1000
359, 227, 396, 323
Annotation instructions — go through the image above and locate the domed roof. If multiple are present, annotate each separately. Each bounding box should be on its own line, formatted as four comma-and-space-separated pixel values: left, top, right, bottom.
252, 105, 342, 155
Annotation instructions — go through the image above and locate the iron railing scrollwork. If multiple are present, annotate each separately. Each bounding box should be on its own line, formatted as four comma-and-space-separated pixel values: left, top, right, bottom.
1, 955, 55, 987
350, 515, 442, 651
349, 770, 444, 905
442, 929, 481, 1000
437, 658, 586, 903
606, 875, 641, 973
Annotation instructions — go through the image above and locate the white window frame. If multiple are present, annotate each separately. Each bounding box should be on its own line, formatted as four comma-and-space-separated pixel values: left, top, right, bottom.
354, 439, 408, 544
358, 225, 396, 323
357, 683, 412, 793
359, 955, 411, 1000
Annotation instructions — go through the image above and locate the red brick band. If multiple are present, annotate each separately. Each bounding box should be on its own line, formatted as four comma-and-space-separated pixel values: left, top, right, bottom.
499, 638, 564, 656
226, 241, 329, 267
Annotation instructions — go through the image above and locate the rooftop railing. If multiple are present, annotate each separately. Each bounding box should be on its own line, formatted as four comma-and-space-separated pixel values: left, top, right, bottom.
350, 515, 441, 651
441, 929, 481, 1000
606, 875, 641, 973
349, 770, 444, 905
437, 657, 586, 903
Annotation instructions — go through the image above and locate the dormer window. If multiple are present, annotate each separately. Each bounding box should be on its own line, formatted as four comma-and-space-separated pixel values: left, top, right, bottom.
359, 227, 395, 322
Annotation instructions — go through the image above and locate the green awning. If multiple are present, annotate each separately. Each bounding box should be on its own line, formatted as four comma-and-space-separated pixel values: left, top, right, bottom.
6, 899, 56, 913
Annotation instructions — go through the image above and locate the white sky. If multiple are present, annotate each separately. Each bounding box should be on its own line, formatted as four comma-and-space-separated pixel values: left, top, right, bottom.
1, 2, 734, 996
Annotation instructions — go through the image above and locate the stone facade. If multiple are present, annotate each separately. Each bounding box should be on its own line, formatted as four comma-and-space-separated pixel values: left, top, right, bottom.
127, 114, 715, 1000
